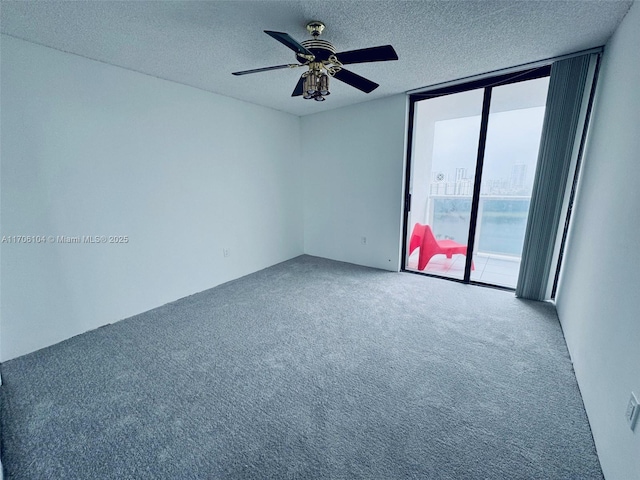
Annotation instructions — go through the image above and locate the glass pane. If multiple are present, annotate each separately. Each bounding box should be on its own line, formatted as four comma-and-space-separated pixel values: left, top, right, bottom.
406, 89, 484, 279
469, 77, 550, 288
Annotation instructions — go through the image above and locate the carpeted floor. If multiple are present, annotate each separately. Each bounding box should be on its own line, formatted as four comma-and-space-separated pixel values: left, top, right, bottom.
0, 255, 602, 479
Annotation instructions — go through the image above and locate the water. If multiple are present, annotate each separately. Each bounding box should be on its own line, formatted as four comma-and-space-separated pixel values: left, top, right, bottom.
432, 198, 529, 256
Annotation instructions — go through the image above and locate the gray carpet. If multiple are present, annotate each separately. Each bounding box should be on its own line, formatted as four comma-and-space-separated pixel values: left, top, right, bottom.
1, 255, 602, 479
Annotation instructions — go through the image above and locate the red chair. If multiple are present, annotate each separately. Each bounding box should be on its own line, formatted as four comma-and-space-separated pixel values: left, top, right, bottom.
409, 223, 473, 271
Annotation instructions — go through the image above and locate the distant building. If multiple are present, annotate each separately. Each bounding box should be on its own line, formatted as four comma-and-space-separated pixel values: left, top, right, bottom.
430, 168, 473, 195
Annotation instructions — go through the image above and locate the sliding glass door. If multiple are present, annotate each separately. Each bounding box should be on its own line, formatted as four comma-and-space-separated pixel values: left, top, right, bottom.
468, 77, 549, 287
403, 70, 550, 289
405, 89, 484, 280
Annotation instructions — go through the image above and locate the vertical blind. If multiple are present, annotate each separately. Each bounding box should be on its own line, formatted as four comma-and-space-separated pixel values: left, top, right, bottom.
516, 53, 599, 300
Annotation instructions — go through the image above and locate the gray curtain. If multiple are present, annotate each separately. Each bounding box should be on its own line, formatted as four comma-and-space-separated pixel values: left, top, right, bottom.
516, 53, 599, 300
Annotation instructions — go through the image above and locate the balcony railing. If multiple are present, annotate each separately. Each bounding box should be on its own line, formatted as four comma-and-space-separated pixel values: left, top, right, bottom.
427, 195, 531, 258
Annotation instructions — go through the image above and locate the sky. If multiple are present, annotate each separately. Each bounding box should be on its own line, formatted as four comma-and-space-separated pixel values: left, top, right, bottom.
432, 106, 546, 193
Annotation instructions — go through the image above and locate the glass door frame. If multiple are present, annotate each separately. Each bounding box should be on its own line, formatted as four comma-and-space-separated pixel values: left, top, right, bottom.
401, 65, 551, 287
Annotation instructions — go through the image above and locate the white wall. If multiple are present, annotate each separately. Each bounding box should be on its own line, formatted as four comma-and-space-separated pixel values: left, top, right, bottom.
555, 2, 640, 479
0, 36, 303, 361
302, 95, 407, 271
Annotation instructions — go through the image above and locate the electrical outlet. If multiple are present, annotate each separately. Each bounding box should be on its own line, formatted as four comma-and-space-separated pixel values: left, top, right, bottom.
223, 248, 230, 258
625, 392, 639, 431
361, 236, 367, 245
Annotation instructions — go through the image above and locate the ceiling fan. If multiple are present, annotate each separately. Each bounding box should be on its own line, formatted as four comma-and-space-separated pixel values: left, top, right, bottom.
232, 21, 398, 102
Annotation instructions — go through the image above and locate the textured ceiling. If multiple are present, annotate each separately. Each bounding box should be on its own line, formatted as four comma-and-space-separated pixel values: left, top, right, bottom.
0, 0, 633, 116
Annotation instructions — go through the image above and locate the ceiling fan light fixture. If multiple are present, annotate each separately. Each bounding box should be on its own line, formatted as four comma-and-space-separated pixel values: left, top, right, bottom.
319, 73, 330, 95
305, 71, 319, 94
302, 69, 330, 100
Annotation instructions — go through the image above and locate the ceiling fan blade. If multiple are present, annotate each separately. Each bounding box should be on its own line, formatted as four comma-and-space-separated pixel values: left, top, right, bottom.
232, 64, 296, 76
336, 45, 398, 65
291, 76, 305, 97
333, 68, 379, 93
264, 31, 314, 58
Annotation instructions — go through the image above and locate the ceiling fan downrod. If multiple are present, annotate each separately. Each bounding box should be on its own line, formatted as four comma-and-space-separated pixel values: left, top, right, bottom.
306, 21, 325, 38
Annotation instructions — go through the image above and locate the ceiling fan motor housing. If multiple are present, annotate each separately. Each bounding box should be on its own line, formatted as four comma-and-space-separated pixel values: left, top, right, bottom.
299, 39, 337, 64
